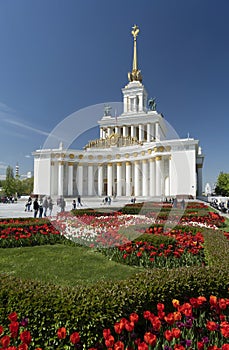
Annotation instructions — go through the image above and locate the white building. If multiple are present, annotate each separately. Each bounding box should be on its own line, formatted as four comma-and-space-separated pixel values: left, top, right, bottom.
33, 25, 204, 199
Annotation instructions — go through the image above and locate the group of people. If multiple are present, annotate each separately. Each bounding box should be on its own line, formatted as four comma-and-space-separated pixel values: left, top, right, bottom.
211, 198, 229, 213
72, 195, 83, 209
25, 196, 54, 218
102, 196, 112, 205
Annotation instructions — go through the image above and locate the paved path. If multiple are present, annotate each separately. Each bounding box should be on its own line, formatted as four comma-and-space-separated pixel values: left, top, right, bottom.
1, 197, 228, 220
0, 197, 131, 219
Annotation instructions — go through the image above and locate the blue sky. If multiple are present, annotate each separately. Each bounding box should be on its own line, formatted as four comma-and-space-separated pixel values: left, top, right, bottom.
0, 0, 229, 188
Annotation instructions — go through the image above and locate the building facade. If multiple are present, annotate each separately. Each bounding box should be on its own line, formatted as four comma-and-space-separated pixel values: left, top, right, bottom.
33, 25, 204, 199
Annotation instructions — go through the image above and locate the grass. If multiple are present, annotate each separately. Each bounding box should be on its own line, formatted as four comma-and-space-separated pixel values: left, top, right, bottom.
223, 217, 229, 232
0, 244, 143, 287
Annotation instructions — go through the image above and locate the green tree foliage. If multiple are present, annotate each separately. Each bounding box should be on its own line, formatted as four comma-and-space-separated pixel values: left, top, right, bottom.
2, 166, 34, 197
3, 166, 16, 197
215, 172, 229, 196
21, 177, 34, 195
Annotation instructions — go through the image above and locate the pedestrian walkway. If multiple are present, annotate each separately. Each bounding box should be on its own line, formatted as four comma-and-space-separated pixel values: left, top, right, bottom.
0, 197, 132, 219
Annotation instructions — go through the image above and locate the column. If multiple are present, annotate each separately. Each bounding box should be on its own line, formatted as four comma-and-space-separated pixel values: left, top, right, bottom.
124, 96, 128, 113
101, 129, 106, 138
125, 161, 131, 197
88, 164, 94, 196
115, 126, 119, 134
107, 163, 113, 196
155, 122, 160, 141
123, 126, 128, 137
98, 164, 103, 196
142, 160, 149, 197
133, 97, 137, 112
155, 156, 162, 197
77, 163, 83, 195
58, 161, 64, 196
147, 123, 151, 142
107, 127, 112, 136
168, 156, 172, 197
68, 162, 74, 196
149, 158, 156, 196
131, 125, 136, 138
139, 124, 144, 142
197, 165, 203, 196
134, 160, 141, 196
138, 94, 143, 112
100, 128, 103, 138
116, 162, 122, 196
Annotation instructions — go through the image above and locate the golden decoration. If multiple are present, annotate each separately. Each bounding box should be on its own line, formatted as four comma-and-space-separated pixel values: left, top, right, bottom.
61, 153, 66, 158
88, 155, 94, 160
107, 155, 112, 160
69, 154, 75, 159
58, 161, 65, 165
148, 149, 152, 154
133, 152, 138, 157
97, 155, 103, 160
68, 162, 74, 166
55, 153, 60, 158
116, 154, 121, 159
125, 153, 129, 158
126, 161, 131, 166
141, 151, 145, 156
117, 162, 122, 166
156, 156, 162, 161
78, 154, 84, 159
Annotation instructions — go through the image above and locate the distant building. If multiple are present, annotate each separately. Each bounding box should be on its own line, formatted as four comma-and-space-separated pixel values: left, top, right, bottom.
33, 25, 204, 199
15, 163, 19, 177
205, 183, 212, 196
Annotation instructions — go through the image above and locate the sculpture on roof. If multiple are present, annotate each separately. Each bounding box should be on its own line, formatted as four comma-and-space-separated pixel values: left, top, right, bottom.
148, 97, 157, 111
104, 105, 112, 116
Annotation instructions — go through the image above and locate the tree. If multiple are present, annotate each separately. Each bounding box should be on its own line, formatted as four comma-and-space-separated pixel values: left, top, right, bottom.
21, 177, 34, 195
215, 172, 229, 196
3, 166, 16, 197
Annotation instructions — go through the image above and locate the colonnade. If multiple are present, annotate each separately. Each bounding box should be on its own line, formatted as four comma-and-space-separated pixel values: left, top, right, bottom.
52, 156, 171, 198
100, 122, 160, 142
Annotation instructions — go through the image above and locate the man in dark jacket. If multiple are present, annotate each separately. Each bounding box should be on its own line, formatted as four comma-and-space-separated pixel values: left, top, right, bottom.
33, 197, 39, 218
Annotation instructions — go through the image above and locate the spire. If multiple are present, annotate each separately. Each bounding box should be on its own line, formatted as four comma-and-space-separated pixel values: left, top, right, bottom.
128, 24, 142, 83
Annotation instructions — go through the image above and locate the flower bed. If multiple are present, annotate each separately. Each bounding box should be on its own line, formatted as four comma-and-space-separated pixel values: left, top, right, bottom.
0, 201, 229, 348
0, 295, 228, 349
0, 219, 63, 248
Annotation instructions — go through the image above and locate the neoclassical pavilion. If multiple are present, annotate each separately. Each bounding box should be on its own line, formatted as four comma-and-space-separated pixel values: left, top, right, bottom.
33, 25, 204, 199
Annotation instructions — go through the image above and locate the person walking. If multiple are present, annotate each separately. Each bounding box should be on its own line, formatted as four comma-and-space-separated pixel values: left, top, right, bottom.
33, 197, 39, 218
43, 196, 48, 217
77, 195, 82, 207
48, 197, 53, 216
72, 199, 76, 209
60, 197, 66, 212
39, 200, 43, 218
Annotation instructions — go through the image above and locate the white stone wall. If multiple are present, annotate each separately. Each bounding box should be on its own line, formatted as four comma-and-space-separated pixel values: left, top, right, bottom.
33, 158, 51, 195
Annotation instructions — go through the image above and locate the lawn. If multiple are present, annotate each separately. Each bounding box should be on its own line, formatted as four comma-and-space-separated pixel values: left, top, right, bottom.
0, 244, 143, 286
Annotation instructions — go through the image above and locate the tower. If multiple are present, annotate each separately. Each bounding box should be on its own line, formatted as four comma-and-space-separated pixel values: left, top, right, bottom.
122, 25, 148, 114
